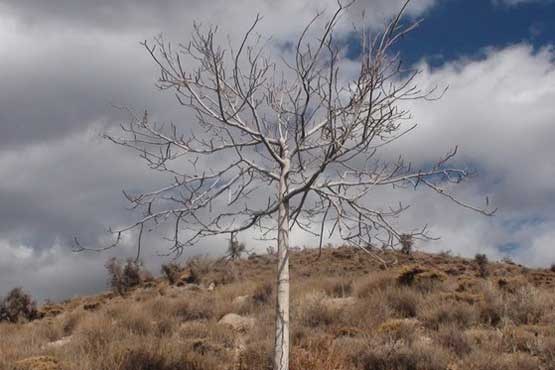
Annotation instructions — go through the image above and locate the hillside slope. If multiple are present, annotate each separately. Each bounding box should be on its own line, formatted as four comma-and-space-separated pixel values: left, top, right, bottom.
2, 247, 555, 370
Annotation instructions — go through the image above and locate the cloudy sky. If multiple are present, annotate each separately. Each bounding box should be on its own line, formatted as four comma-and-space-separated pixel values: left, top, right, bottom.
1, 0, 554, 301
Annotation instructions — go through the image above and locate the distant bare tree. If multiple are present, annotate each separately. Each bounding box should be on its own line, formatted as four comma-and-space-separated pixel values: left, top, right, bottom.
92, 1, 494, 368
226, 232, 247, 260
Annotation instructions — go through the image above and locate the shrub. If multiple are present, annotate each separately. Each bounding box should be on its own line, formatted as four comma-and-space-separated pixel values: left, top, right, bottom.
479, 288, 504, 327
105, 257, 152, 295
185, 256, 213, 285
550, 263, 555, 273
300, 293, 336, 328
226, 236, 247, 260
105, 257, 125, 295
0, 287, 40, 323
356, 271, 397, 299
171, 298, 215, 322
421, 302, 478, 330
397, 266, 446, 292
385, 287, 420, 318
238, 339, 273, 370
354, 340, 449, 370
461, 352, 540, 370
323, 279, 353, 298
252, 282, 273, 305
377, 319, 419, 344
399, 234, 414, 255
161, 262, 182, 285
505, 286, 548, 325
397, 266, 426, 286
474, 253, 489, 278
436, 324, 471, 356
118, 347, 218, 370
119, 309, 153, 336
62, 309, 85, 335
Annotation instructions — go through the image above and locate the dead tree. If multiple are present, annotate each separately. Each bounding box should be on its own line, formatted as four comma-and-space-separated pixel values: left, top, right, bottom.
95, 1, 494, 369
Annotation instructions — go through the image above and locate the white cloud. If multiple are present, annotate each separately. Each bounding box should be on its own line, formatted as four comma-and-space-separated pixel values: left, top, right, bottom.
389, 44, 555, 266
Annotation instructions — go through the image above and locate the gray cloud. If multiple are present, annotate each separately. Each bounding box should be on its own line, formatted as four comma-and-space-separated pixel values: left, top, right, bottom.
0, 0, 435, 32
1, 0, 553, 301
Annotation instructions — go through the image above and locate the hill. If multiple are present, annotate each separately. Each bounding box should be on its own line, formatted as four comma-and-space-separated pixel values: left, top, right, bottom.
1, 246, 555, 370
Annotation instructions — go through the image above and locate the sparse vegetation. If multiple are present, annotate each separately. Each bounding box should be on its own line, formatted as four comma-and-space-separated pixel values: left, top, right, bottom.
161, 262, 181, 285
0, 287, 40, 323
105, 257, 153, 295
226, 234, 247, 260
399, 234, 415, 255
2, 247, 555, 370
475, 253, 490, 278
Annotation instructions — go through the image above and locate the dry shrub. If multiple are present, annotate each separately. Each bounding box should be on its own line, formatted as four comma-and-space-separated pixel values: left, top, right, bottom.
399, 234, 414, 255
436, 324, 471, 356
212, 265, 237, 285
397, 266, 446, 292
377, 319, 420, 344
105, 258, 152, 295
171, 297, 215, 322
352, 340, 450, 370
118, 347, 218, 370
13, 356, 62, 370
505, 286, 550, 325
154, 318, 175, 338
397, 266, 426, 286
178, 320, 236, 350
478, 285, 504, 326
456, 276, 482, 293
321, 278, 353, 298
186, 256, 214, 285
299, 293, 336, 328
0, 288, 40, 323
75, 313, 120, 356
291, 338, 350, 370
62, 310, 85, 335
497, 276, 528, 293
161, 262, 182, 285
237, 338, 273, 370
462, 352, 540, 370
252, 282, 273, 305
118, 308, 153, 336
339, 292, 390, 329
500, 326, 542, 354
537, 336, 555, 366
385, 287, 421, 318
32, 319, 65, 342
356, 271, 396, 298
474, 253, 489, 278
420, 301, 477, 330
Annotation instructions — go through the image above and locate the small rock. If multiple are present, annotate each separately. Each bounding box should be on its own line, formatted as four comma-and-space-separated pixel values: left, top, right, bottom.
43, 336, 72, 349
207, 282, 216, 291
417, 335, 433, 346
233, 295, 250, 305
218, 313, 255, 331
322, 297, 356, 309
183, 283, 202, 291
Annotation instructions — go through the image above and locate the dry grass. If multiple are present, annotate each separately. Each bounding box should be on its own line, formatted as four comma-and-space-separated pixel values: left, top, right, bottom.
2, 246, 555, 370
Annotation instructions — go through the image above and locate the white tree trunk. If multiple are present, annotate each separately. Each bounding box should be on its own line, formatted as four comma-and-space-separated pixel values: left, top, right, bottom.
273, 157, 290, 370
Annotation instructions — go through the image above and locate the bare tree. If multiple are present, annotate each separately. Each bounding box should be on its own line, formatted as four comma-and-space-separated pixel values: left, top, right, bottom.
226, 232, 247, 260
94, 1, 494, 369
